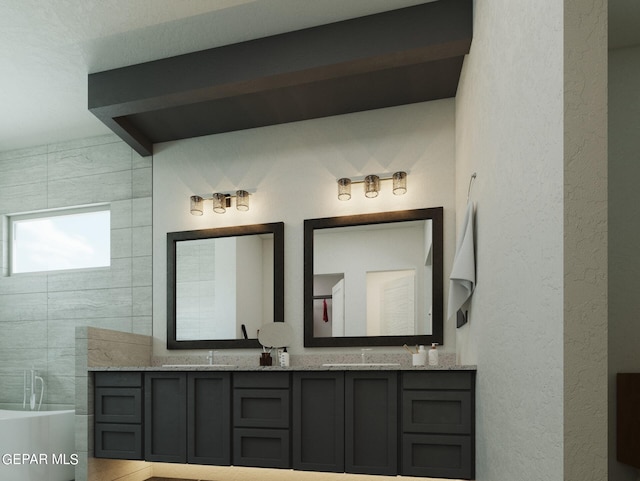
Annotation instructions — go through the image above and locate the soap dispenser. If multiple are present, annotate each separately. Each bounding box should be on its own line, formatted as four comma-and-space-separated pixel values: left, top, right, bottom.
279, 348, 290, 367
428, 343, 439, 366
413, 345, 427, 366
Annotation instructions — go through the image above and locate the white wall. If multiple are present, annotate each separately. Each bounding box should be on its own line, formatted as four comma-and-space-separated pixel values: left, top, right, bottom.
455, 0, 608, 480
563, 1, 608, 478
236, 234, 269, 338
609, 43, 640, 481
153, 99, 456, 357
456, 0, 565, 479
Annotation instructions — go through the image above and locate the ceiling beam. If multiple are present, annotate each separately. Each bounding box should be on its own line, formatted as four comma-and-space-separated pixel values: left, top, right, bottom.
88, 0, 472, 157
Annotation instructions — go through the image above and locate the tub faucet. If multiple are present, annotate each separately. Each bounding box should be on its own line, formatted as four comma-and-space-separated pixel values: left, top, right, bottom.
23, 368, 45, 411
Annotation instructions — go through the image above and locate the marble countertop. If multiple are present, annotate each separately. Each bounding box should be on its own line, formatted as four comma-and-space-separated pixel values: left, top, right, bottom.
89, 364, 476, 372
88, 351, 476, 372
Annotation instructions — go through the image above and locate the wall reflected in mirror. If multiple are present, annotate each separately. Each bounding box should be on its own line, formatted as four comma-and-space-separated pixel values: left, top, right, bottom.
175, 234, 274, 341
167, 222, 284, 349
304, 208, 443, 348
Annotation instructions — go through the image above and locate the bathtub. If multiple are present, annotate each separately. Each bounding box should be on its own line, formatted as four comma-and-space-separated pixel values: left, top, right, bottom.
0, 409, 75, 481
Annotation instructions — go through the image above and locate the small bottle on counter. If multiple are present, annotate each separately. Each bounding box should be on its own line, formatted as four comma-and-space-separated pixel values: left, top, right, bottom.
428, 343, 439, 366
279, 348, 290, 367
260, 352, 272, 366
412, 345, 426, 366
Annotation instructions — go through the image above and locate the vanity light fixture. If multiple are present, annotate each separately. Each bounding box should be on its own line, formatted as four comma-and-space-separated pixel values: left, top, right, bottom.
364, 175, 380, 198
337, 171, 407, 201
190, 195, 204, 215
392, 171, 407, 195
235, 189, 250, 211
337, 178, 352, 201
189, 190, 251, 215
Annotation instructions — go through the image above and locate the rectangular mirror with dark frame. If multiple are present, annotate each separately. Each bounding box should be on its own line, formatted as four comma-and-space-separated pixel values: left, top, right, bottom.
167, 222, 284, 349
304, 208, 443, 348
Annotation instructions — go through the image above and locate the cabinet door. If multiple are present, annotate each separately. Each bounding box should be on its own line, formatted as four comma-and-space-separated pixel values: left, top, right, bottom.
292, 372, 344, 473
233, 428, 290, 468
145, 372, 187, 463
95, 387, 142, 424
233, 388, 290, 429
402, 390, 472, 434
187, 372, 231, 465
402, 433, 472, 479
345, 371, 398, 475
95, 424, 143, 460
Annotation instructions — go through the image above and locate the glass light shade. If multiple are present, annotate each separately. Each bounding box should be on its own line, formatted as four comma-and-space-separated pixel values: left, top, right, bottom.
392, 171, 407, 195
212, 193, 227, 214
337, 178, 352, 201
190, 195, 204, 215
236, 190, 250, 211
364, 175, 380, 198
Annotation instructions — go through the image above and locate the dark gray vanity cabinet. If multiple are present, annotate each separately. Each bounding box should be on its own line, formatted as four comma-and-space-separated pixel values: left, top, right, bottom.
401, 370, 476, 479
94, 368, 475, 478
292, 371, 345, 472
144, 372, 187, 463
345, 371, 398, 475
94, 372, 144, 460
144, 372, 232, 465
232, 372, 291, 468
187, 372, 232, 465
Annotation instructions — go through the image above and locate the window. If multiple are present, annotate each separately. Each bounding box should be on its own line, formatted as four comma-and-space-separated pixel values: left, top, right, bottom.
9, 205, 110, 274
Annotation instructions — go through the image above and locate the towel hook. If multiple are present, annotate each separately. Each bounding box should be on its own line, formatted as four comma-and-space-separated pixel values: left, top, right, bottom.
467, 172, 477, 202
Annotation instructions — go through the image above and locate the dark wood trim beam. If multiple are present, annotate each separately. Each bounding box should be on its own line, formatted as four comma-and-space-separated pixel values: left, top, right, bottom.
88, 0, 472, 156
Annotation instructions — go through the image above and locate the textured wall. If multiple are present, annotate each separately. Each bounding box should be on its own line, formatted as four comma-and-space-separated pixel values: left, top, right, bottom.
0, 134, 152, 408
152, 100, 456, 359
455, 0, 565, 479
609, 44, 640, 481
563, 0, 608, 480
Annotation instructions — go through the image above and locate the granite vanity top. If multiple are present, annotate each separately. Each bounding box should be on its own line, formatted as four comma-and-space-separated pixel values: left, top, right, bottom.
89, 364, 476, 372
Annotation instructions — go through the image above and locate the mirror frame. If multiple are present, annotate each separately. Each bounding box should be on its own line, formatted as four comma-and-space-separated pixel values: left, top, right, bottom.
167, 222, 284, 349
304, 208, 443, 347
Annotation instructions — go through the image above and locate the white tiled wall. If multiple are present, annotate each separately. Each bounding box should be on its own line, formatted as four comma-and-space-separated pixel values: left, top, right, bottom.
0, 134, 152, 410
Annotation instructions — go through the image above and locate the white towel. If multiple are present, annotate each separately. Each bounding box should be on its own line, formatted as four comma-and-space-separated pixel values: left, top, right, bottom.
448, 202, 476, 320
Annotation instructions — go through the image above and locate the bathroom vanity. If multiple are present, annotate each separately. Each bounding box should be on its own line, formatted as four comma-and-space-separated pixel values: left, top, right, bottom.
93, 366, 475, 480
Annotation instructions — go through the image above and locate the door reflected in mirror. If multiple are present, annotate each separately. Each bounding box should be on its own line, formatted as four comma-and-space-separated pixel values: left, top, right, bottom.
312, 221, 430, 338
304, 209, 443, 348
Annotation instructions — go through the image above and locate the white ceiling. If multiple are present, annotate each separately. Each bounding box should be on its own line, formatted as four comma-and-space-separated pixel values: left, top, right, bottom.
1, 0, 638, 153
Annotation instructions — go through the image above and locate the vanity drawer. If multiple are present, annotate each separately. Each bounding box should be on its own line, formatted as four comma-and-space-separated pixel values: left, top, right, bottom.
233, 428, 290, 468
95, 423, 143, 460
95, 387, 142, 424
403, 371, 473, 390
95, 371, 142, 387
402, 390, 472, 434
233, 371, 290, 389
233, 388, 290, 428
401, 433, 472, 479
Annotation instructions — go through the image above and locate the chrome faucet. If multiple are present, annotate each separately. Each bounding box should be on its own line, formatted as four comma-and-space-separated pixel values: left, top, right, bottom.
206, 350, 215, 365
361, 348, 373, 364
23, 368, 44, 411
